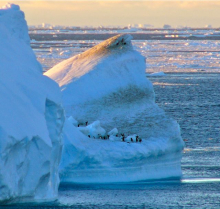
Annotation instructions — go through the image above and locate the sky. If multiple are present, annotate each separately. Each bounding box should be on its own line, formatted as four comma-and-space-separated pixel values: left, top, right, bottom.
1, 1, 220, 27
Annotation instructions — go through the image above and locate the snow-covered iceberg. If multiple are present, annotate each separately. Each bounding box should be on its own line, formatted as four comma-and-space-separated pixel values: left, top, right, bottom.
45, 34, 184, 183
0, 4, 64, 203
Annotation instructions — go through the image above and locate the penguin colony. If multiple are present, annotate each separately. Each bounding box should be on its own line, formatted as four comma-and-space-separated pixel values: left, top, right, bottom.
78, 121, 142, 143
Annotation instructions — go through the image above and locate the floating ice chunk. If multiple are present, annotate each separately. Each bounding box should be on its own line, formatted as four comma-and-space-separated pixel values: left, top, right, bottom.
59, 50, 71, 56
147, 72, 166, 77
163, 24, 172, 29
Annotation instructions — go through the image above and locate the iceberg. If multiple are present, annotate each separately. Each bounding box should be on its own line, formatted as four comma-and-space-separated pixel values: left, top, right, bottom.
45, 34, 184, 183
147, 72, 166, 77
0, 4, 64, 203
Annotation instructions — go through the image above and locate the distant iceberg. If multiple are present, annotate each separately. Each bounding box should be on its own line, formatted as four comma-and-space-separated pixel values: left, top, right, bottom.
147, 72, 166, 77
0, 4, 64, 203
46, 34, 184, 183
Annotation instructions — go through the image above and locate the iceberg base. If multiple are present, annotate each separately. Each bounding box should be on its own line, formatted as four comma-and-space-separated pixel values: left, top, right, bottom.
60, 152, 182, 184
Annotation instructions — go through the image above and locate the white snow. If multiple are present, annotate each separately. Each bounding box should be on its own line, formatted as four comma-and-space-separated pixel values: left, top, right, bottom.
45, 34, 154, 105
108, 128, 118, 136
125, 134, 138, 142
60, 120, 183, 183
0, 3, 30, 44
78, 120, 106, 138
46, 34, 184, 183
0, 4, 64, 203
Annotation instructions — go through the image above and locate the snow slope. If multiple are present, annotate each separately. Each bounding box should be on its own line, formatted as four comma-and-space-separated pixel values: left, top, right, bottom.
45, 34, 154, 106
0, 4, 64, 203
46, 34, 184, 183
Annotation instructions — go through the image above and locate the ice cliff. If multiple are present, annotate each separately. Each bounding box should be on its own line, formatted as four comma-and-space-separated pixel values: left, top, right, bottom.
0, 4, 64, 202
46, 34, 184, 183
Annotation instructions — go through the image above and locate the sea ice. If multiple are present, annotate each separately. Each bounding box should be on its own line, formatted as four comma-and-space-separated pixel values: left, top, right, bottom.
0, 4, 64, 203
147, 72, 166, 77
46, 34, 184, 183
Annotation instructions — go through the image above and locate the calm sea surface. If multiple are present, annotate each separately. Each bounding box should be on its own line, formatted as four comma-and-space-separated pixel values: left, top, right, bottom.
5, 30, 220, 208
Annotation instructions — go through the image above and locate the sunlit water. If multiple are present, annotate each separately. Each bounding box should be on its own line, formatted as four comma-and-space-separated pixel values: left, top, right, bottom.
31, 38, 220, 73
5, 30, 219, 208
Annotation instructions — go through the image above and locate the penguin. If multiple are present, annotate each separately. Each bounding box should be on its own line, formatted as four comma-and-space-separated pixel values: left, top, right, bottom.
136, 135, 139, 142
131, 138, 133, 142
88, 135, 90, 138
85, 121, 88, 126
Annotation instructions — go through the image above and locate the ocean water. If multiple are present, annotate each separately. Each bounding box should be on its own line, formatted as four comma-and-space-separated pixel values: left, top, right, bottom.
56, 72, 220, 208
6, 29, 219, 208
